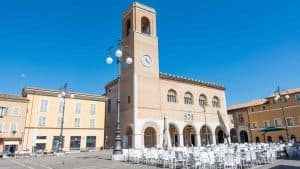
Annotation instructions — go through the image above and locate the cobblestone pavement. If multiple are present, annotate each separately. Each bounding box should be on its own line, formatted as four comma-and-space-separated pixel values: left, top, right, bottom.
0, 150, 300, 169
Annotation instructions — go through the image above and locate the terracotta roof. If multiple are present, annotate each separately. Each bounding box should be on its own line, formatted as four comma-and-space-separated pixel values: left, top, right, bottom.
0, 94, 29, 102
160, 72, 225, 90
105, 73, 225, 90
228, 99, 268, 111
228, 87, 300, 111
22, 87, 108, 102
267, 87, 300, 98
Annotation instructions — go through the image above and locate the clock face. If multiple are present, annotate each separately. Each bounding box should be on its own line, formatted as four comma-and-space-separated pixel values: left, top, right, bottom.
141, 55, 153, 67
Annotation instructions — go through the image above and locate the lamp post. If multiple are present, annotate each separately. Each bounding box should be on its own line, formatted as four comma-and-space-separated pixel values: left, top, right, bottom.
106, 41, 132, 159
57, 83, 75, 153
274, 86, 290, 142
200, 101, 209, 146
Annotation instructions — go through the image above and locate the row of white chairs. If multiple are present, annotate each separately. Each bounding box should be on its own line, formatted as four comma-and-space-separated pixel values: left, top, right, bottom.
122, 143, 300, 169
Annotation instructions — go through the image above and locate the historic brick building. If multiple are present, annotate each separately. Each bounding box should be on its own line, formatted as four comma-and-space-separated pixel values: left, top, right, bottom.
228, 88, 300, 143
105, 2, 232, 149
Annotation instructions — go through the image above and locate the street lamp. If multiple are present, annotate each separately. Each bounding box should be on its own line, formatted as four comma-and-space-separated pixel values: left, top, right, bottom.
106, 41, 132, 159
57, 83, 75, 153
274, 86, 290, 142
200, 101, 209, 146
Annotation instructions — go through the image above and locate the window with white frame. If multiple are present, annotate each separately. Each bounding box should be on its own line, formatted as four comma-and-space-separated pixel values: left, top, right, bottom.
90, 104, 96, 115
184, 92, 193, 105
58, 101, 64, 113
10, 122, 17, 136
0, 106, 9, 116
167, 89, 177, 103
252, 122, 258, 129
89, 119, 96, 128
263, 120, 270, 128
212, 96, 220, 108
38, 116, 46, 127
274, 118, 282, 128
12, 107, 20, 116
74, 118, 80, 127
286, 117, 294, 127
57, 116, 62, 128
40, 99, 48, 112
75, 103, 81, 114
199, 94, 207, 107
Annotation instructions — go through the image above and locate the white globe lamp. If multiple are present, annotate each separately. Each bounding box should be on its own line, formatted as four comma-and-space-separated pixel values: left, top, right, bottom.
106, 57, 113, 64
126, 57, 133, 65
115, 49, 123, 58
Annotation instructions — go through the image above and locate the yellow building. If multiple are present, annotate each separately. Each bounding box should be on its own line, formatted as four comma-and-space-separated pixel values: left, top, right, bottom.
105, 2, 232, 149
0, 94, 29, 155
22, 87, 108, 152
228, 88, 300, 143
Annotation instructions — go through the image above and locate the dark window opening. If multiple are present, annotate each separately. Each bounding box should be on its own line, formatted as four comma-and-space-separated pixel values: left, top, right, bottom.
86, 136, 96, 149
141, 17, 150, 35
70, 136, 81, 150
36, 136, 47, 139
108, 99, 111, 113
126, 19, 131, 36
128, 96, 131, 104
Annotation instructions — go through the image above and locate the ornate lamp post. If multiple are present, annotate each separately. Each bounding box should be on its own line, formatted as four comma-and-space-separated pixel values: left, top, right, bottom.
274, 86, 290, 142
106, 41, 132, 160
57, 83, 75, 153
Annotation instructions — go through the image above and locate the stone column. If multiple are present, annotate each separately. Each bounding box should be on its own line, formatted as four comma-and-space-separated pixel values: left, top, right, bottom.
196, 134, 201, 147
212, 133, 216, 145
180, 134, 184, 147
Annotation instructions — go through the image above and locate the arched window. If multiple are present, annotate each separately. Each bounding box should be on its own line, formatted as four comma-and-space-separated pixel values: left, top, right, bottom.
256, 136, 260, 143
126, 19, 131, 36
267, 136, 273, 143
278, 135, 284, 143
184, 92, 193, 105
199, 94, 207, 107
141, 17, 150, 35
167, 89, 177, 103
212, 96, 220, 108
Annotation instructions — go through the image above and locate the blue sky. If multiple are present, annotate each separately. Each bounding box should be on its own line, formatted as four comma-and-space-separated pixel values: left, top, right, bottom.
0, 0, 299, 106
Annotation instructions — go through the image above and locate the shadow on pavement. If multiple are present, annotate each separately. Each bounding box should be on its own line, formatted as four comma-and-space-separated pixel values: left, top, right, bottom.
76, 155, 111, 160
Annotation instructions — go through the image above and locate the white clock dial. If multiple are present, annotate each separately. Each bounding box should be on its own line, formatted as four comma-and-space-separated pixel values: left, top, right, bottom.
141, 55, 153, 67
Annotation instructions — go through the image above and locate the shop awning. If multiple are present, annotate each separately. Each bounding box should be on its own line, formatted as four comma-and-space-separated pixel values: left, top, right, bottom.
260, 127, 285, 132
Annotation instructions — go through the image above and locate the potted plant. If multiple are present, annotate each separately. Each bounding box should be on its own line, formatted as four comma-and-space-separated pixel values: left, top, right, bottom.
12, 130, 17, 136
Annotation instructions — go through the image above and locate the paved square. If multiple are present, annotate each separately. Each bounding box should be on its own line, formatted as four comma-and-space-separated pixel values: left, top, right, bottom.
0, 151, 300, 169
0, 151, 157, 169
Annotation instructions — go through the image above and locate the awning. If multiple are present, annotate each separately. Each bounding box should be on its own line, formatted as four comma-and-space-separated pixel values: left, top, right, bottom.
260, 127, 285, 132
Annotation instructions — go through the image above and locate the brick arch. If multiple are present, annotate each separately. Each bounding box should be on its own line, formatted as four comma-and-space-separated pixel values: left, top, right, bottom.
141, 121, 160, 148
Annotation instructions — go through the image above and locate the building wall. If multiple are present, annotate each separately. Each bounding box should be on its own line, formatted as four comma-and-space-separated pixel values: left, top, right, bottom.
0, 96, 28, 152
249, 93, 300, 143
23, 92, 106, 152
227, 108, 251, 143
229, 91, 300, 143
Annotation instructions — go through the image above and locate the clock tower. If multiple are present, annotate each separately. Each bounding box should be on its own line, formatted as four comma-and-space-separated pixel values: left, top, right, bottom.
120, 2, 161, 148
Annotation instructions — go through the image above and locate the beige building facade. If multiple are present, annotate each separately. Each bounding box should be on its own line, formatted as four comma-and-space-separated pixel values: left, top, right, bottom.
105, 2, 232, 149
228, 88, 300, 143
22, 87, 107, 152
0, 94, 29, 154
